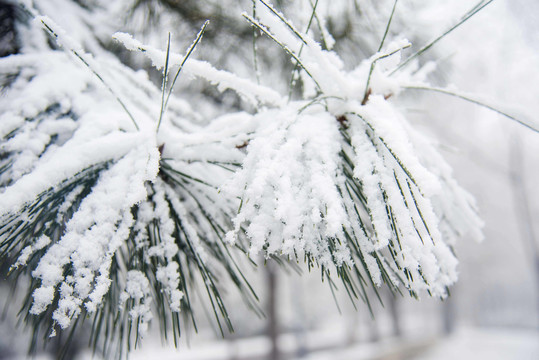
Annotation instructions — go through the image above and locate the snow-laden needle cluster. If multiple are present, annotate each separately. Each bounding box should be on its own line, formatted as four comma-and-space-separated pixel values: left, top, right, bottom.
0, 0, 485, 356
225, 1, 483, 299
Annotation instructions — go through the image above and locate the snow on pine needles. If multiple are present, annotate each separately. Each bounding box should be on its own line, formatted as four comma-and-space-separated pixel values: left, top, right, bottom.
0, 0, 485, 356
226, 0, 483, 299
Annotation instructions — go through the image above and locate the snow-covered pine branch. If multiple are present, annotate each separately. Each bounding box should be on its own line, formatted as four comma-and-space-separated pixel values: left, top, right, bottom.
1, 1, 259, 354
223, 0, 483, 299
0, 0, 506, 357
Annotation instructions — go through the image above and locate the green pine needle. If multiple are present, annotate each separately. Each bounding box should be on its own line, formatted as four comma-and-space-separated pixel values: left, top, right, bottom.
404, 85, 539, 133
391, 0, 494, 74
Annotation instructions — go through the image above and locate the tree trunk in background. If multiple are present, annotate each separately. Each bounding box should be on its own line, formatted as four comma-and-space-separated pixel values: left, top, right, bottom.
266, 264, 280, 360
509, 134, 539, 329
442, 293, 456, 335
291, 276, 308, 358
387, 292, 402, 338
345, 310, 359, 345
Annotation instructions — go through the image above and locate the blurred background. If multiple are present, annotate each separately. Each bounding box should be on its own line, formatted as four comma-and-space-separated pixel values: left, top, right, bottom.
1, 0, 538, 359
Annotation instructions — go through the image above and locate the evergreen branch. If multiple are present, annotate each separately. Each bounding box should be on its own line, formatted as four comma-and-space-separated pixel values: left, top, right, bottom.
2, 1, 494, 356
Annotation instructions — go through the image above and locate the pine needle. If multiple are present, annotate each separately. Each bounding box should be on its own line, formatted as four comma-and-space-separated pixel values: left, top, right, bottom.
345, 111, 423, 192
157, 32, 172, 133
158, 21, 208, 133
309, 0, 330, 50
404, 85, 539, 133
377, 0, 399, 52
391, 0, 494, 74
243, 13, 323, 94
252, 1, 260, 85
287, 0, 320, 100
256, 0, 308, 45
39, 19, 140, 131
164, 21, 209, 113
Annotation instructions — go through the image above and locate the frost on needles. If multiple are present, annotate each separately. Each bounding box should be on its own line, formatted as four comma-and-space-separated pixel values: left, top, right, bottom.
0, 0, 484, 355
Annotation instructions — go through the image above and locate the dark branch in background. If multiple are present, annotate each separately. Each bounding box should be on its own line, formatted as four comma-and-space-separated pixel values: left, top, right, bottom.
131, 0, 252, 41
0, 0, 20, 57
